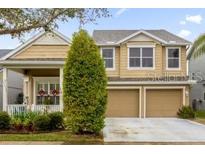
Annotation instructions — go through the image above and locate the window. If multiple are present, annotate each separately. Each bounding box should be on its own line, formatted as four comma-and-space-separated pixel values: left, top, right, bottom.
128, 47, 154, 68
101, 48, 114, 69
167, 48, 180, 69
36, 79, 60, 105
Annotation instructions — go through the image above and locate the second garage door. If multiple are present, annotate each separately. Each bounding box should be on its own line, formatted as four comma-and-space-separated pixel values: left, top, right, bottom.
146, 89, 182, 117
106, 89, 139, 117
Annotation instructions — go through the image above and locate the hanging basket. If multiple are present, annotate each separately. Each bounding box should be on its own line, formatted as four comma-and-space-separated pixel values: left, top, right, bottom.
38, 89, 46, 96
51, 89, 59, 96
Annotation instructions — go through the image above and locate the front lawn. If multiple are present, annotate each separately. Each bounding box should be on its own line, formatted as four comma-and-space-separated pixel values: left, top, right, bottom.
192, 110, 205, 125
0, 130, 103, 144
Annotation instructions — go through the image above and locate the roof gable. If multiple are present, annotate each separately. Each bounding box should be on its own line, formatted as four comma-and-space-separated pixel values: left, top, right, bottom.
117, 30, 165, 44
93, 29, 191, 46
1, 30, 71, 60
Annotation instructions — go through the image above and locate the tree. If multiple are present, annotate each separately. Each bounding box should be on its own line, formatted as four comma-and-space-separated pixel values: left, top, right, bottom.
0, 8, 109, 38
63, 29, 107, 134
189, 33, 205, 59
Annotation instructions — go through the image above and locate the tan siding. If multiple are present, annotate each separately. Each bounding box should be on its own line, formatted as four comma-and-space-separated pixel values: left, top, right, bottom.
106, 47, 120, 77
120, 43, 163, 77
11, 45, 69, 59
162, 46, 187, 76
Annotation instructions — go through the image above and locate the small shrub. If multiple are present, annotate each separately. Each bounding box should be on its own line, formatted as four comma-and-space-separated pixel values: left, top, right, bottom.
33, 115, 51, 131
0, 111, 11, 130
177, 106, 195, 119
11, 118, 23, 131
23, 119, 33, 131
48, 112, 64, 130
11, 111, 39, 131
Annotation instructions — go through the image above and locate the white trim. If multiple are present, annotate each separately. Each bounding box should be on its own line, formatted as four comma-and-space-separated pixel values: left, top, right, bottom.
59, 67, 64, 111
2, 68, 8, 111
100, 47, 115, 71
108, 80, 196, 85
0, 61, 65, 65
1, 30, 71, 60
143, 86, 186, 118
116, 30, 167, 44
127, 44, 156, 48
166, 47, 181, 70
107, 86, 142, 118
127, 46, 155, 70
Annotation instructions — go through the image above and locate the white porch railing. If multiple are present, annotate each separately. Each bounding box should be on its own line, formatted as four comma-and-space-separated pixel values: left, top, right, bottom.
7, 104, 61, 116
7, 104, 27, 115
32, 105, 61, 113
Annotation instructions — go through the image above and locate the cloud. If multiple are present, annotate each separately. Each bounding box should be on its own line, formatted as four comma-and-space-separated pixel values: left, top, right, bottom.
178, 30, 191, 38
179, 20, 186, 25
186, 15, 202, 24
115, 8, 128, 17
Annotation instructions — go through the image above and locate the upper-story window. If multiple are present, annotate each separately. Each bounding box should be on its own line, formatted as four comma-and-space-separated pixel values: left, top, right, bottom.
166, 47, 180, 70
101, 48, 115, 70
128, 47, 154, 69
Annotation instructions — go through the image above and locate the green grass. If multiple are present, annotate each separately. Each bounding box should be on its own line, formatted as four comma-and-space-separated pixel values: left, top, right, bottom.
195, 110, 205, 118
0, 131, 103, 144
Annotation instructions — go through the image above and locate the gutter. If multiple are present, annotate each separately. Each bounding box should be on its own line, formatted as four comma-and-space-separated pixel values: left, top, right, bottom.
108, 80, 197, 85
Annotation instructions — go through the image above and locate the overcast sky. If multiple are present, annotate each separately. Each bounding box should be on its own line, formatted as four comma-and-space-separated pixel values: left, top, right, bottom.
1, 8, 205, 49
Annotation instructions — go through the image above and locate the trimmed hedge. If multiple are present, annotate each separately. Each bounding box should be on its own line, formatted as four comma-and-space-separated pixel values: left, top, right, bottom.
63, 29, 107, 134
33, 115, 51, 131
48, 112, 64, 130
0, 112, 11, 130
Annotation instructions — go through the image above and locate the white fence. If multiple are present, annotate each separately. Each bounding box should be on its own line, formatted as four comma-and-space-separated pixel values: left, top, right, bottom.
7, 104, 61, 115
7, 104, 27, 115
32, 105, 61, 113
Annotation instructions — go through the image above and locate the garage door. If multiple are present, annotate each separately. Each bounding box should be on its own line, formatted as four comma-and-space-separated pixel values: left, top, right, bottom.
106, 89, 139, 117
146, 89, 182, 117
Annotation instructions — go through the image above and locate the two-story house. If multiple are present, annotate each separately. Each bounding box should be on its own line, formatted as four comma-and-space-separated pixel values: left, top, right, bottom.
0, 29, 194, 117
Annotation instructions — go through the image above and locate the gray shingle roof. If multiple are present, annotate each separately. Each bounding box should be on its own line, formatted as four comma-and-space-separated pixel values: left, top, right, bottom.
0, 49, 12, 58
93, 29, 191, 45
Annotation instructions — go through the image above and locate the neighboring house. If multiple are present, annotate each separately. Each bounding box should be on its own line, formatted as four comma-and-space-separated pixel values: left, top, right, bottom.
187, 49, 205, 109
0, 29, 195, 117
0, 50, 23, 110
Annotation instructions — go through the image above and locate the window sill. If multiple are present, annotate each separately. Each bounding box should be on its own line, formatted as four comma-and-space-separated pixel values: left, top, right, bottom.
128, 67, 155, 70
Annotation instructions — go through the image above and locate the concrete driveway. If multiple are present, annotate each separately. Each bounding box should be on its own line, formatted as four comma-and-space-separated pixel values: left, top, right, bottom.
103, 118, 205, 143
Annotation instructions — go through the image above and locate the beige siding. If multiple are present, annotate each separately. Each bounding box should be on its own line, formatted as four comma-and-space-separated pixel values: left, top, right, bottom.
11, 45, 69, 59
120, 43, 163, 77
101, 44, 187, 78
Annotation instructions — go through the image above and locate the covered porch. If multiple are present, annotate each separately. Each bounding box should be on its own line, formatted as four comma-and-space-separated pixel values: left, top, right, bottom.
2, 64, 64, 115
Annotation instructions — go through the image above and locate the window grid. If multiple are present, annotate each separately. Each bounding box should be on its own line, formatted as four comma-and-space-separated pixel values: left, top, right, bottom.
167, 48, 180, 69
129, 47, 153, 68
101, 48, 114, 69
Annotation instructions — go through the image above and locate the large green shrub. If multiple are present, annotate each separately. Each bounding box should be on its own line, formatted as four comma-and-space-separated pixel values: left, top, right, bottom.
63, 29, 107, 134
48, 112, 64, 130
33, 115, 51, 131
177, 106, 195, 119
0, 111, 11, 130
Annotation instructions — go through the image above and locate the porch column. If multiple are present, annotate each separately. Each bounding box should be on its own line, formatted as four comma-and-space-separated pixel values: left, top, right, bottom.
2, 68, 8, 111
59, 67, 64, 111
